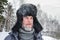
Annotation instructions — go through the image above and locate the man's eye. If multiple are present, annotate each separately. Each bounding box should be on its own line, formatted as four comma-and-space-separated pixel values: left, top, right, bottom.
31, 17, 33, 19
24, 17, 28, 19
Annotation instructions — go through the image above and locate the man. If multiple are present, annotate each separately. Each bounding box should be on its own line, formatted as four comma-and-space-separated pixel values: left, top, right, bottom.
4, 4, 43, 40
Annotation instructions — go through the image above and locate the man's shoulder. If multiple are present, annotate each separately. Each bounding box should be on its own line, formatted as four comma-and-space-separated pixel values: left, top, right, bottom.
37, 32, 42, 36
37, 32, 43, 40
4, 32, 16, 40
4, 34, 12, 40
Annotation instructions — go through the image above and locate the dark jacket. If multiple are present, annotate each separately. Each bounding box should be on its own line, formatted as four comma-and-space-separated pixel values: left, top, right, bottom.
4, 31, 43, 40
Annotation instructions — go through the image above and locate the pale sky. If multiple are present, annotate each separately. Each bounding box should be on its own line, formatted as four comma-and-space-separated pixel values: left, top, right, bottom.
8, 0, 60, 21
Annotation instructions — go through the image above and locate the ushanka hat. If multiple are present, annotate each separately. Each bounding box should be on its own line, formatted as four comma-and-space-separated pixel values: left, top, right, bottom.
12, 4, 43, 33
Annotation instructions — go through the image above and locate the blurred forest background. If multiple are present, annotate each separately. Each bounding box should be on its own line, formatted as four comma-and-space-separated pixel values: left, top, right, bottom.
0, 0, 60, 40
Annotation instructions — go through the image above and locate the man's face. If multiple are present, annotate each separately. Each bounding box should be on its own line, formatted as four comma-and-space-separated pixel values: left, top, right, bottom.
22, 16, 33, 31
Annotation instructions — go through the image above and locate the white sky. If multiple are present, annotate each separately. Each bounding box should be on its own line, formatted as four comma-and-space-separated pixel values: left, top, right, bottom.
8, 0, 60, 21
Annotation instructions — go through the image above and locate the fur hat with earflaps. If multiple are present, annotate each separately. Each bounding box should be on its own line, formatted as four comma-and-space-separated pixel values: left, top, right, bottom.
12, 4, 43, 33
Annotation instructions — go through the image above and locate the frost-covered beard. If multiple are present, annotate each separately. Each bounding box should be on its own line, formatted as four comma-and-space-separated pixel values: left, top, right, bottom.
22, 24, 33, 32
